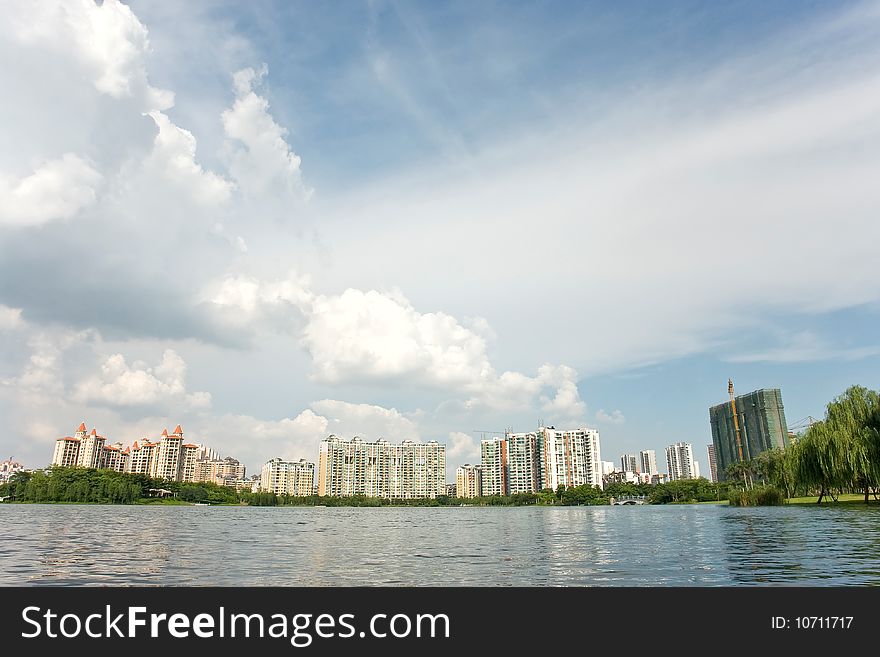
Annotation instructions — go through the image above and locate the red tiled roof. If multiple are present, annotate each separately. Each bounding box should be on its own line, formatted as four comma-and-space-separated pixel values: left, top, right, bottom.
132, 441, 139, 449
61, 436, 80, 441
90, 428, 97, 435
162, 429, 168, 436
174, 424, 183, 434
77, 422, 86, 431
182, 443, 198, 448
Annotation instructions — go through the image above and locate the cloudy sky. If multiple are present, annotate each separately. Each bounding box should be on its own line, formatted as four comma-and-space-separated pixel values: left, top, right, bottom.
2, 0, 879, 480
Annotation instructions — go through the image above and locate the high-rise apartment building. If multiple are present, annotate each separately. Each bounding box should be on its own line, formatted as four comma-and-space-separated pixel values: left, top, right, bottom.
51, 422, 222, 483
506, 432, 540, 494
666, 442, 698, 481
78, 427, 105, 469
620, 453, 639, 473
52, 433, 83, 468
260, 458, 315, 496
537, 427, 603, 491
709, 384, 789, 481
639, 450, 658, 476
127, 439, 158, 475
102, 443, 129, 472
317, 436, 446, 499
52, 423, 130, 471
480, 437, 508, 496
455, 464, 483, 498
480, 427, 602, 495
706, 444, 718, 483
152, 427, 183, 480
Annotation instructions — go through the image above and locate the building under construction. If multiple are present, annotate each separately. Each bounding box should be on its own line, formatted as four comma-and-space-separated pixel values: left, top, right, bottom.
709, 382, 789, 481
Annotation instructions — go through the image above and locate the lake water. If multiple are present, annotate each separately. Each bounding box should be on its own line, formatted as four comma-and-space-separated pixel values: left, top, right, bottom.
1, 504, 879, 586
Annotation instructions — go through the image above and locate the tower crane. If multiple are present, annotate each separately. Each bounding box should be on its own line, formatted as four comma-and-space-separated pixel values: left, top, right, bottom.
729, 378, 744, 462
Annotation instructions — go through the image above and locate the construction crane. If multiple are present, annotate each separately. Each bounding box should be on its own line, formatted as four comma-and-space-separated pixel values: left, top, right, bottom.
787, 416, 818, 433
729, 378, 744, 462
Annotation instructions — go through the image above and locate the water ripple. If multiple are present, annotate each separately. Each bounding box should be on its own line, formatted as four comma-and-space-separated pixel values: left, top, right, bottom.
1, 505, 879, 585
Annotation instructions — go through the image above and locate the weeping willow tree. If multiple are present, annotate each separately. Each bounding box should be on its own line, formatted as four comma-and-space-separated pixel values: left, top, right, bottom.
754, 448, 795, 498
792, 386, 880, 503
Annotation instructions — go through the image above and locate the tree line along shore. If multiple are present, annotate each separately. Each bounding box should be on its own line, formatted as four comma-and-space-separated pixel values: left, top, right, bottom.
2, 385, 877, 508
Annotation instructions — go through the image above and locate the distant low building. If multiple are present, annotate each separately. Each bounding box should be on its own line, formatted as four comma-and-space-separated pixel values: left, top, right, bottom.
195, 457, 246, 486
0, 457, 25, 483
604, 470, 640, 485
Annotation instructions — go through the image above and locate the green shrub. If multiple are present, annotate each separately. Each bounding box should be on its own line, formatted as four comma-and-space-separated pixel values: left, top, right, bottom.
729, 485, 785, 506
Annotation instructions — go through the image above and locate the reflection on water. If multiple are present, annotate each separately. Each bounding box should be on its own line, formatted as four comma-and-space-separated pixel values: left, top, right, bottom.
1, 504, 879, 586
720, 506, 880, 585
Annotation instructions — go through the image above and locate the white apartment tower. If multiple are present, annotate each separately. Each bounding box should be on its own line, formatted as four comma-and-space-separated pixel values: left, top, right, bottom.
620, 453, 639, 473
481, 427, 603, 495
261, 458, 315, 496
52, 423, 128, 471
152, 426, 184, 480
537, 427, 603, 491
127, 440, 158, 475
706, 444, 718, 483
506, 432, 540, 494
77, 427, 105, 469
666, 442, 698, 481
480, 437, 508, 496
639, 449, 658, 476
51, 422, 222, 483
317, 436, 446, 499
455, 464, 483, 498
52, 429, 84, 468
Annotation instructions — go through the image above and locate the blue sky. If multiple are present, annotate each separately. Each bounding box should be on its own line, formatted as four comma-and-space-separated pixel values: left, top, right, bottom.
1, 0, 878, 479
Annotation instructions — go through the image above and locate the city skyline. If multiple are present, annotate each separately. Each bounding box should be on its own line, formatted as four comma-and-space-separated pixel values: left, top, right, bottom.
2, 0, 880, 483
40, 417, 708, 485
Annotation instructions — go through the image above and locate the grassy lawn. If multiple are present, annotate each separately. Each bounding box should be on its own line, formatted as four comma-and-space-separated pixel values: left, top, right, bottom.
784, 493, 879, 506
699, 494, 880, 506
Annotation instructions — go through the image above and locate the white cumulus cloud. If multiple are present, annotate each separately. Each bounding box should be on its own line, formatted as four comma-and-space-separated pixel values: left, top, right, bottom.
0, 304, 24, 330
0, 154, 102, 226
74, 349, 211, 411
4, 0, 172, 109
145, 111, 234, 205
447, 431, 480, 463
221, 65, 310, 198
596, 409, 625, 424
310, 399, 420, 441
207, 274, 587, 421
